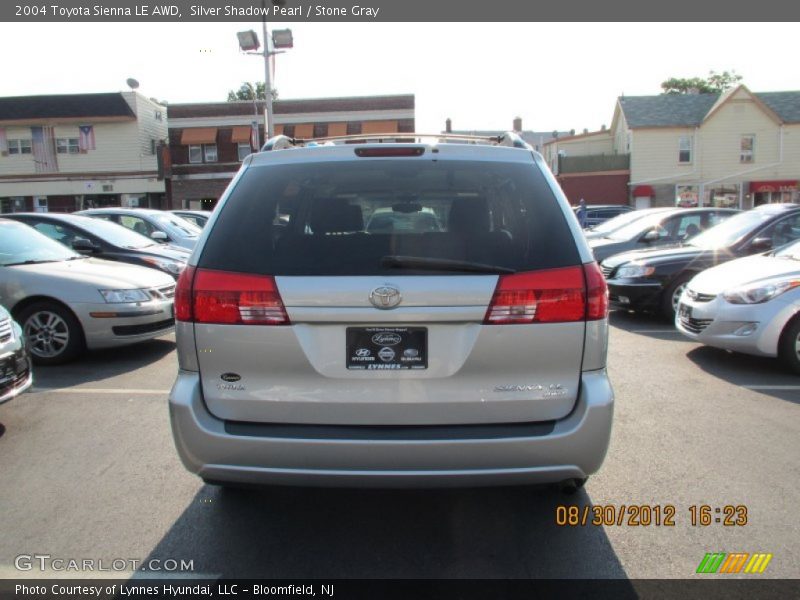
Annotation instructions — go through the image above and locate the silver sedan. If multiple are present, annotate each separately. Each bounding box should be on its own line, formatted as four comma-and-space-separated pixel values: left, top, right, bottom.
0, 219, 176, 365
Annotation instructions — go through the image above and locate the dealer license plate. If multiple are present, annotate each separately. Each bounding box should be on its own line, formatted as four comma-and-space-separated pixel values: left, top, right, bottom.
346, 327, 427, 370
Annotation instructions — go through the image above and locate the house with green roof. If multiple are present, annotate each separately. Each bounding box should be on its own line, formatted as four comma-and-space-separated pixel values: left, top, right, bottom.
545, 85, 800, 209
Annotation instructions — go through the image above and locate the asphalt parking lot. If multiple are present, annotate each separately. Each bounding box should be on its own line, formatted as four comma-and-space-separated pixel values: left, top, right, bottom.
0, 313, 798, 579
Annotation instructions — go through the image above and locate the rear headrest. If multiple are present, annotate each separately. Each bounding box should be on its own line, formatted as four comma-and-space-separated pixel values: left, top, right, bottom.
310, 199, 364, 234
448, 198, 489, 235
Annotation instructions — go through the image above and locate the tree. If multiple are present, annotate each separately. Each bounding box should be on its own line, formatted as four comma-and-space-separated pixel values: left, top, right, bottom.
226, 82, 278, 101
661, 70, 743, 95
707, 70, 743, 92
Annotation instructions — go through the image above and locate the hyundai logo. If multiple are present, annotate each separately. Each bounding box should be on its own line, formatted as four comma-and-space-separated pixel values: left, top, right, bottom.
371, 332, 402, 346
369, 285, 401, 309
355, 348, 371, 357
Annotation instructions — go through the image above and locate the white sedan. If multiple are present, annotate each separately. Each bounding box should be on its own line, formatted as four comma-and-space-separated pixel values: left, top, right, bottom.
676, 239, 800, 373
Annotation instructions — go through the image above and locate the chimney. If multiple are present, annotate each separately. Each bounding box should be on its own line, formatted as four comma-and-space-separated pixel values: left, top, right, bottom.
513, 117, 522, 132
445, 118, 452, 133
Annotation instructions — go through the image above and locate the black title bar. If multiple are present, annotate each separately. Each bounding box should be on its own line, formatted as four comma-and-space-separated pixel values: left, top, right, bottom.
3, 0, 800, 22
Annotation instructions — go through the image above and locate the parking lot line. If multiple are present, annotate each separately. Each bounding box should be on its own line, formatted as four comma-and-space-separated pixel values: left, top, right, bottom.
32, 387, 171, 395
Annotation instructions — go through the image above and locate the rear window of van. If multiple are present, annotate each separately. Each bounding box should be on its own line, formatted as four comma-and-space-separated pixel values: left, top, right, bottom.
198, 159, 580, 275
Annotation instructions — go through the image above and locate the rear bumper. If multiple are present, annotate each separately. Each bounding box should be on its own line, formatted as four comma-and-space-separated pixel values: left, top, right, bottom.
168, 369, 614, 488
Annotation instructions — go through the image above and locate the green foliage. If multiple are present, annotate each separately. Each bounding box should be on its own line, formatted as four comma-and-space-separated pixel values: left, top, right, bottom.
226, 82, 278, 101
661, 70, 743, 95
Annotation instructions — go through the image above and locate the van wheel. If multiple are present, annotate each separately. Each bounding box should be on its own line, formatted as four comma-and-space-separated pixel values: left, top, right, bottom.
17, 301, 84, 365
778, 316, 800, 375
661, 275, 693, 321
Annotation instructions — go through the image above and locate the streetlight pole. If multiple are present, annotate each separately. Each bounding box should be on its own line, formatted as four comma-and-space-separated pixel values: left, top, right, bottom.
246, 82, 260, 149
261, 0, 274, 139
237, 18, 292, 143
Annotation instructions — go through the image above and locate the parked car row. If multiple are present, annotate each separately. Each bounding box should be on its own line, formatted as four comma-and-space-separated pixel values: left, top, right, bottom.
4, 213, 190, 279
0, 217, 178, 365
595, 203, 800, 373
0, 207, 209, 401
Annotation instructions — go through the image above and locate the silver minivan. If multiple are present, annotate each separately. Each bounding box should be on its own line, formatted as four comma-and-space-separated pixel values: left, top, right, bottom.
169, 133, 614, 490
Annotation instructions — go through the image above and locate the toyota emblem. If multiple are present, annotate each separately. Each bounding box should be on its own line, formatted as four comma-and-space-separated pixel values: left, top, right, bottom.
369, 285, 402, 309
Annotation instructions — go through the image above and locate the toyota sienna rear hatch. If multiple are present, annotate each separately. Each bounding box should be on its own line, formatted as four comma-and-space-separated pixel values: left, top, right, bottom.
178, 144, 604, 425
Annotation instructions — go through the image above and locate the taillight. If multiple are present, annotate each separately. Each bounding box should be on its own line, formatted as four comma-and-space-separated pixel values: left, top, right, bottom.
584, 261, 609, 320
485, 266, 586, 324
177, 267, 289, 325
484, 263, 608, 324
174, 265, 195, 322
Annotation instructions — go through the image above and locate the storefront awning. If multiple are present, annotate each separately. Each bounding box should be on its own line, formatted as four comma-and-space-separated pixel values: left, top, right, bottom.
749, 180, 798, 193
230, 126, 252, 143
180, 128, 218, 145
632, 185, 655, 197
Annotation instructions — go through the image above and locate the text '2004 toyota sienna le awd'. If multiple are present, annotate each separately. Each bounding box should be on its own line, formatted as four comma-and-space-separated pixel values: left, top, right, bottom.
168, 133, 614, 490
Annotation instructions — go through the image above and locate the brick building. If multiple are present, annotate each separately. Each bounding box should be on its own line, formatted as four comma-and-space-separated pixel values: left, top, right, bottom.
166, 94, 415, 210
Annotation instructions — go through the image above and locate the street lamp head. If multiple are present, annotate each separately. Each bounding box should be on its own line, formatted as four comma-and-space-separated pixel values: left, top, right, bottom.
237, 30, 260, 52
271, 29, 293, 49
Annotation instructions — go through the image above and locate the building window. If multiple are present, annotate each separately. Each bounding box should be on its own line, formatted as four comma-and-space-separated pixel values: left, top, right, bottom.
237, 142, 251, 161
188, 145, 203, 163
203, 144, 218, 163
347, 122, 362, 136
740, 135, 755, 163
282, 125, 295, 138
154, 110, 163, 121
7, 139, 32, 155
313, 123, 328, 138
56, 138, 80, 154
678, 136, 692, 164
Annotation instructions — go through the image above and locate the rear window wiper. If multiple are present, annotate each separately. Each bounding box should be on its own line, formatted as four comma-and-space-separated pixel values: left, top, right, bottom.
380, 255, 515, 274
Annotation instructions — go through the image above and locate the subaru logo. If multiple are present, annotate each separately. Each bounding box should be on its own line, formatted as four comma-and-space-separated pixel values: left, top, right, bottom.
369, 285, 401, 309
371, 332, 402, 346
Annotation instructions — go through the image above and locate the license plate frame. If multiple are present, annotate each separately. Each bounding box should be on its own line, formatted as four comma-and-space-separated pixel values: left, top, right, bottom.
346, 327, 428, 370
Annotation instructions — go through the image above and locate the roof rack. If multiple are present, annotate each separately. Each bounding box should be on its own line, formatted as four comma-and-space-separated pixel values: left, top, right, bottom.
260, 131, 530, 152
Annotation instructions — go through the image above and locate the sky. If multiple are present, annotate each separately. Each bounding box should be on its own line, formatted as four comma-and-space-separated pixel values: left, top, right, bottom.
3, 22, 800, 133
